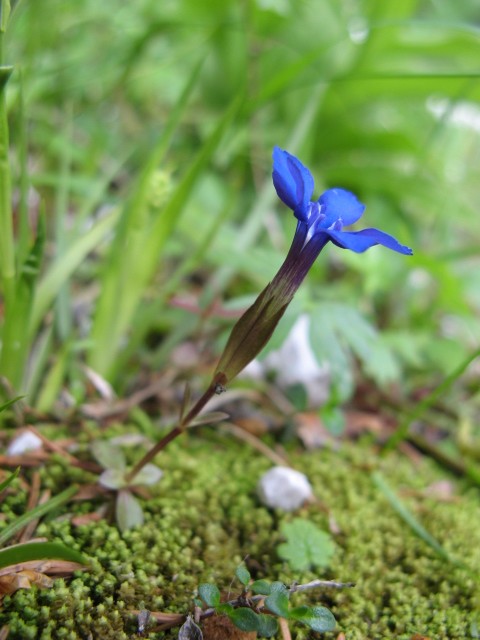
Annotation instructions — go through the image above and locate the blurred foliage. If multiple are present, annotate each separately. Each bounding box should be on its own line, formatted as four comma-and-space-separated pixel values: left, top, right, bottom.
1, 0, 479, 411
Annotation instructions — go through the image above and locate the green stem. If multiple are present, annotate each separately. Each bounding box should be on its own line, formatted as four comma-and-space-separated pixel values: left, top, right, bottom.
0, 0, 18, 391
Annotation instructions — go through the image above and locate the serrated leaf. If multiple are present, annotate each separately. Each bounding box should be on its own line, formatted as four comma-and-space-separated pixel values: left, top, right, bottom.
255, 613, 279, 638
293, 605, 336, 632
198, 583, 220, 607
277, 519, 335, 571
265, 590, 290, 617
235, 564, 251, 586
91, 440, 126, 471
116, 490, 144, 532
251, 579, 272, 595
178, 615, 203, 640
228, 607, 260, 632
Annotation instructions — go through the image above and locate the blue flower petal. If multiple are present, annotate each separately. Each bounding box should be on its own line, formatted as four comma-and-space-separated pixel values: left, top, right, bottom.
326, 228, 413, 254
318, 188, 365, 227
272, 147, 314, 221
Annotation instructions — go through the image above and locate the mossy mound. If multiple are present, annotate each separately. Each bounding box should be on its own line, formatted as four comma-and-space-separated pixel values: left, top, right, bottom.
1, 432, 479, 639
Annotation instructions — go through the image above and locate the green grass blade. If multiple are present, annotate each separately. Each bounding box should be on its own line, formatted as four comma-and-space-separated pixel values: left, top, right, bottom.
372, 471, 458, 566
53, 102, 74, 341
89, 90, 243, 379
35, 341, 71, 413
0, 485, 78, 546
29, 208, 120, 339
15, 68, 30, 270
23, 325, 53, 400
0, 56, 15, 386
0, 396, 22, 413
0, 466, 19, 493
0, 214, 46, 390
384, 347, 480, 452
0, 541, 86, 569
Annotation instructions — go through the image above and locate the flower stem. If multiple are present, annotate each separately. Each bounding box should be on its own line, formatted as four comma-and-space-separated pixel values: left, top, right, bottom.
125, 373, 226, 484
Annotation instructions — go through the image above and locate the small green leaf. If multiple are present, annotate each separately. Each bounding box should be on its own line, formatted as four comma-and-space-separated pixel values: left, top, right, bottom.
235, 563, 251, 586
288, 605, 310, 620
228, 607, 260, 632
0, 467, 19, 493
251, 579, 272, 595
99, 469, 127, 490
133, 464, 163, 487
277, 519, 335, 571
116, 490, 144, 532
255, 614, 279, 638
265, 590, 290, 617
292, 605, 336, 632
198, 583, 221, 607
270, 581, 288, 594
91, 440, 126, 472
216, 603, 234, 616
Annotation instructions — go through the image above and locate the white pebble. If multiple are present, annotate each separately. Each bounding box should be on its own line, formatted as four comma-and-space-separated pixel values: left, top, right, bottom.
7, 431, 43, 456
257, 466, 313, 511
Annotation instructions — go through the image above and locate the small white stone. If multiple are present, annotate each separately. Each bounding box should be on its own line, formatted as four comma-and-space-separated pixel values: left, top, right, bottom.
7, 430, 43, 456
257, 466, 313, 511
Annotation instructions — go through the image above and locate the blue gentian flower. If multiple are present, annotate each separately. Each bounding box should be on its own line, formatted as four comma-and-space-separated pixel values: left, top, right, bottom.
272, 146, 413, 257
214, 147, 412, 386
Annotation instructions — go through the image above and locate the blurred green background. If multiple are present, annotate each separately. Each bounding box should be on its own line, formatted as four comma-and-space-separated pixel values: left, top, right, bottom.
1, 0, 480, 416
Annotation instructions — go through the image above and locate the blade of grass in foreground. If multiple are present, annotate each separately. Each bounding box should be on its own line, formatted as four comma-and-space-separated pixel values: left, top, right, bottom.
0, 541, 86, 569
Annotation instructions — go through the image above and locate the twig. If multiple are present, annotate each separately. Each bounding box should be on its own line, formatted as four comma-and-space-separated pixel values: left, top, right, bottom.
279, 617, 292, 640
221, 421, 289, 466
288, 579, 355, 592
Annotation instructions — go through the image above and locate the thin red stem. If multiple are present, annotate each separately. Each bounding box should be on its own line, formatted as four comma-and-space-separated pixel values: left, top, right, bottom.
125, 374, 225, 484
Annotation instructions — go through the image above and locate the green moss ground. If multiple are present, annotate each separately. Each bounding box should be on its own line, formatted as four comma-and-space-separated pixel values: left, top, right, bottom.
1, 429, 479, 639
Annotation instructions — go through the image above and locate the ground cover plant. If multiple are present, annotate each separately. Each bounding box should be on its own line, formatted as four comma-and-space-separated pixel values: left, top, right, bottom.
1, 0, 480, 638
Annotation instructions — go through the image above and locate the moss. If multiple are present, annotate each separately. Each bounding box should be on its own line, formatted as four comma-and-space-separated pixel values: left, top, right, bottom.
0, 434, 479, 639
